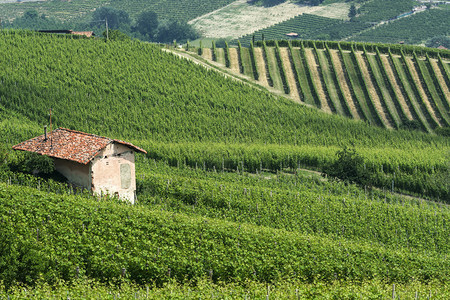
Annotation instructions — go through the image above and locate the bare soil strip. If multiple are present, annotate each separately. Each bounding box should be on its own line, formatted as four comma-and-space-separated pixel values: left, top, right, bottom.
355, 53, 392, 128
405, 58, 442, 126
429, 58, 450, 109
304, 48, 331, 113
379, 55, 413, 120
216, 48, 226, 65
253, 47, 269, 87
279, 47, 300, 103
202, 48, 213, 61
228, 48, 240, 73
329, 50, 359, 119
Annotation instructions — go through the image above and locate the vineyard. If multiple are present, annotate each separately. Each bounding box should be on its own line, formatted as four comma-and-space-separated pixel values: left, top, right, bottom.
354, 0, 417, 23
0, 0, 234, 23
193, 40, 450, 134
353, 9, 450, 45
0, 30, 449, 297
235, 14, 372, 46
0, 158, 449, 296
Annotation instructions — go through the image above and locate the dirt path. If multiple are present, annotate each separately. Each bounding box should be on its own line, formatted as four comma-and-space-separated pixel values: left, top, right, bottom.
253, 47, 270, 88
355, 53, 393, 128
379, 55, 413, 120
429, 58, 450, 107
279, 47, 300, 103
202, 48, 213, 61
329, 50, 360, 119
405, 58, 443, 126
304, 48, 331, 113
228, 48, 240, 73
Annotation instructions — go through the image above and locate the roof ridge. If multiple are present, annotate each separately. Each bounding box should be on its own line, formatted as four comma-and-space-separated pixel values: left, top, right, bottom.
58, 127, 112, 141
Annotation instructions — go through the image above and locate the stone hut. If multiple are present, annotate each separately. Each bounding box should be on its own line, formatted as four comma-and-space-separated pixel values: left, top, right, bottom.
12, 128, 147, 203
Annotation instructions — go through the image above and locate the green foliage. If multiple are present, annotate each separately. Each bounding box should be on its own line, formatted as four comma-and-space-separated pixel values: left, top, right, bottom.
198, 40, 203, 55
348, 4, 357, 19
237, 40, 244, 74
0, 181, 449, 289
426, 35, 450, 49
103, 29, 131, 41
137, 159, 450, 252
91, 7, 130, 30
4, 9, 63, 30
248, 0, 287, 7
0, 30, 448, 198
435, 126, 450, 137
0, 144, 9, 172
249, 41, 259, 80
0, 30, 449, 295
355, 0, 416, 23
354, 9, 450, 45
235, 14, 343, 46
10, 152, 55, 175
156, 20, 199, 44
323, 146, 370, 185
133, 10, 158, 38
224, 41, 230, 68
2, 277, 449, 299
275, 41, 290, 94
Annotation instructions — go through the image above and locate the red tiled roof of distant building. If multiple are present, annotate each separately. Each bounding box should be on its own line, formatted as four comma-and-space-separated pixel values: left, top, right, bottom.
71, 31, 95, 37
12, 128, 146, 165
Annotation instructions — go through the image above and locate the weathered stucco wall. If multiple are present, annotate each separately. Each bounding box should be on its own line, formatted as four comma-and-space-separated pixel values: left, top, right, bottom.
54, 158, 91, 189
90, 143, 136, 203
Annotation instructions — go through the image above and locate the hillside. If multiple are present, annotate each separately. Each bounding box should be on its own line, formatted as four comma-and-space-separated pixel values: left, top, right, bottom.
1, 0, 449, 48
0, 0, 235, 23
233, 1, 449, 45
0, 31, 449, 296
189, 41, 450, 134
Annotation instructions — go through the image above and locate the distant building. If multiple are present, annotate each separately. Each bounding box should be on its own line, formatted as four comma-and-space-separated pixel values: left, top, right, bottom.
38, 30, 95, 38
437, 45, 448, 50
286, 32, 299, 38
13, 128, 146, 203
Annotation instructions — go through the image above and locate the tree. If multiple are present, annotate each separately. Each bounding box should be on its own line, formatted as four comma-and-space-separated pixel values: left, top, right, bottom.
91, 7, 130, 30
426, 36, 450, 49
103, 29, 131, 41
348, 4, 357, 19
8, 10, 62, 30
134, 10, 158, 38
155, 21, 199, 44
322, 146, 370, 185
23, 10, 39, 19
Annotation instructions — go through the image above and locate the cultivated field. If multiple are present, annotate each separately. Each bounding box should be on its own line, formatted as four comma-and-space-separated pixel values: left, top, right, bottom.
189, 0, 350, 39
195, 41, 450, 132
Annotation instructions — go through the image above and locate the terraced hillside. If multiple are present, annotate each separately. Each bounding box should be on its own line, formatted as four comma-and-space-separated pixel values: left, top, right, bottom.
353, 8, 450, 44
235, 14, 372, 46
232, 1, 448, 46
193, 41, 450, 132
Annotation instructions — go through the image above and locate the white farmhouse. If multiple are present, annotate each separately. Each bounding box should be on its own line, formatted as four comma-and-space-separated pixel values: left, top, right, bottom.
13, 128, 147, 203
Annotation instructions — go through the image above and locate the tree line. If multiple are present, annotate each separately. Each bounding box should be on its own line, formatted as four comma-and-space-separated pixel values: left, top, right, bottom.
3, 7, 199, 43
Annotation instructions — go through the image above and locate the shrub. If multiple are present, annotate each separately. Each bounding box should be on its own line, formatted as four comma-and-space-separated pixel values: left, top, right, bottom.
323, 146, 370, 185
12, 152, 55, 175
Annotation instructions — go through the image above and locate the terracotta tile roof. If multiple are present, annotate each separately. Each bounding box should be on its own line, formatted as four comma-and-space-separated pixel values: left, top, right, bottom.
12, 128, 147, 165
